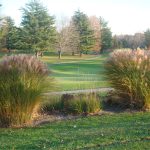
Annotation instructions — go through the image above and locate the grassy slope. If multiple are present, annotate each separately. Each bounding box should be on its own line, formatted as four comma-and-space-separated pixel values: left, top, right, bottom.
41, 55, 109, 91
0, 112, 150, 149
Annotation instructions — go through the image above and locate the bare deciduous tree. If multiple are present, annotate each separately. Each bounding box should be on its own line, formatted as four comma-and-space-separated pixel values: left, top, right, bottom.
89, 16, 101, 53
56, 16, 80, 59
67, 21, 80, 56
55, 16, 70, 59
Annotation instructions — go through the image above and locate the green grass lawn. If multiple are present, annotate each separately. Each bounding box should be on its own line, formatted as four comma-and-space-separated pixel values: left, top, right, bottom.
41, 55, 96, 64
0, 112, 150, 149
41, 54, 109, 91
0, 53, 149, 150
0, 53, 108, 91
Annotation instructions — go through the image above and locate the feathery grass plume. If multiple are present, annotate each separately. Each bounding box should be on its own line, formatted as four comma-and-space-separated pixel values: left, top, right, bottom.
105, 49, 150, 110
0, 54, 51, 127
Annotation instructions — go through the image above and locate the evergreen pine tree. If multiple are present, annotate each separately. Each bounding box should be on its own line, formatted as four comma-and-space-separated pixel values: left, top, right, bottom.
21, 0, 56, 56
72, 10, 95, 56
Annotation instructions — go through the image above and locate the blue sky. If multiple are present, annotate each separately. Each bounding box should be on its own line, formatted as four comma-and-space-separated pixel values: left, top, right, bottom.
1, 0, 150, 35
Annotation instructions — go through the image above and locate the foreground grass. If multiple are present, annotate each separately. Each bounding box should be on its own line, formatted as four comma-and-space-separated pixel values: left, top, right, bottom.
41, 55, 108, 91
0, 112, 150, 149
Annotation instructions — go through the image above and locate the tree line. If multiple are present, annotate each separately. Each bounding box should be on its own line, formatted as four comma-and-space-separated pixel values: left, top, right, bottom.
112, 31, 150, 50
0, 0, 112, 58
0, 0, 150, 58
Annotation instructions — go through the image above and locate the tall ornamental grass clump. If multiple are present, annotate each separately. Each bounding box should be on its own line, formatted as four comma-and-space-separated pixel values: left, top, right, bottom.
105, 50, 150, 109
41, 93, 101, 114
61, 93, 100, 114
0, 55, 50, 127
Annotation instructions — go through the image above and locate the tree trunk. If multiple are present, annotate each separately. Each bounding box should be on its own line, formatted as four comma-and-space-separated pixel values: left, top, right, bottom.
58, 50, 61, 59
100, 49, 103, 54
35, 51, 43, 58
40, 51, 43, 57
72, 51, 75, 56
35, 51, 38, 58
8, 48, 11, 53
80, 51, 82, 57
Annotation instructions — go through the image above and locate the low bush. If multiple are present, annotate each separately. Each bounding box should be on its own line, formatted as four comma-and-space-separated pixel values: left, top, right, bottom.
61, 92, 100, 114
105, 49, 150, 109
41, 93, 101, 114
41, 95, 62, 113
0, 54, 51, 127
41, 92, 101, 114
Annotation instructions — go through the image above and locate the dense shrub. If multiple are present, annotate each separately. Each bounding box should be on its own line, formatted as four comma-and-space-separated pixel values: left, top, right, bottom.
41, 92, 101, 114
61, 92, 100, 114
105, 50, 150, 109
44, 93, 100, 114
41, 95, 62, 113
0, 54, 50, 127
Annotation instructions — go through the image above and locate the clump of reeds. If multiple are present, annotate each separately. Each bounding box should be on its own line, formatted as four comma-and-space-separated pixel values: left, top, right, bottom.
0, 54, 50, 127
105, 49, 150, 110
